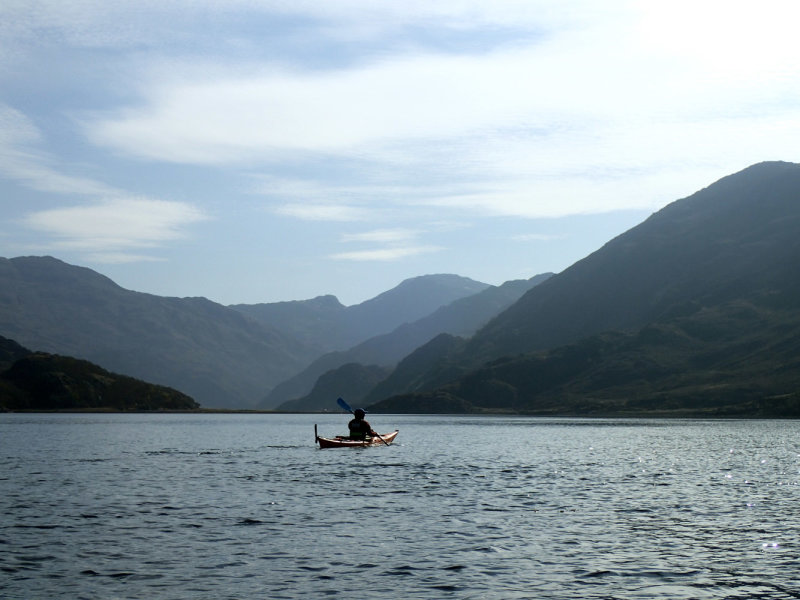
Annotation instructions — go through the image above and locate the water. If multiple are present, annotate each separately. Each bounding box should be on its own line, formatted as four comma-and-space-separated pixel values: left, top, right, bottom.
1, 414, 799, 599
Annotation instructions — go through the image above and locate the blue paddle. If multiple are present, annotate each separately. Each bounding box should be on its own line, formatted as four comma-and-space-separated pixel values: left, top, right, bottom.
337, 397, 389, 446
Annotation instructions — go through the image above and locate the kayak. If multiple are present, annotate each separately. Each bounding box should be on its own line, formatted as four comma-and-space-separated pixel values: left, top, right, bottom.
315, 428, 399, 448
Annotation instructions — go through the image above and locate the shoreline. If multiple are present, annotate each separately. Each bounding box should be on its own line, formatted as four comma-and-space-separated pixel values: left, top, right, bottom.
2, 407, 798, 419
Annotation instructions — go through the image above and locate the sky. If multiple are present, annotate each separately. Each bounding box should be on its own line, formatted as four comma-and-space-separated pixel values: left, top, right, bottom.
1, 1, 799, 306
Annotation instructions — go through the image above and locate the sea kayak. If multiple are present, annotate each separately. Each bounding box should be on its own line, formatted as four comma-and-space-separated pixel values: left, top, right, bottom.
315, 428, 399, 448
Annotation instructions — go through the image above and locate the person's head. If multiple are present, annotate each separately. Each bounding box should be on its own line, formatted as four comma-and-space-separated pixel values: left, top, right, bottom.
354, 408, 366, 419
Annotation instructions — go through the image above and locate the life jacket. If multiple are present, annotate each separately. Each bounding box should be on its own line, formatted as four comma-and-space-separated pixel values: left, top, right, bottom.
348, 418, 371, 440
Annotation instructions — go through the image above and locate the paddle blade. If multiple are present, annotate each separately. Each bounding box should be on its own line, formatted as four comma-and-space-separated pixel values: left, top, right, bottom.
336, 397, 353, 413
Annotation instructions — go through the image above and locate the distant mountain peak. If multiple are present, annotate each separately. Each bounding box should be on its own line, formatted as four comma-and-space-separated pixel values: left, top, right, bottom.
354, 274, 489, 304
2, 255, 122, 290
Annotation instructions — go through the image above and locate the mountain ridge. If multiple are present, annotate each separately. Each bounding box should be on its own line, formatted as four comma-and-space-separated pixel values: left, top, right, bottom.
231, 274, 490, 353
367, 161, 800, 415
0, 258, 495, 408
265, 273, 552, 410
0, 256, 319, 408
467, 160, 800, 362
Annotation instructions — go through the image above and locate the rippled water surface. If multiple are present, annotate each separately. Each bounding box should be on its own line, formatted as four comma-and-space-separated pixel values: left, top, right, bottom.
1, 414, 799, 599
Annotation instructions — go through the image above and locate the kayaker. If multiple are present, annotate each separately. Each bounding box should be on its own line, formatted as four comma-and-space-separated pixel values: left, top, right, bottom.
348, 408, 377, 440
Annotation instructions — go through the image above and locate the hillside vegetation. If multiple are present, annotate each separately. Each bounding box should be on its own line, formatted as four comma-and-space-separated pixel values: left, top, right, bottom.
0, 336, 198, 411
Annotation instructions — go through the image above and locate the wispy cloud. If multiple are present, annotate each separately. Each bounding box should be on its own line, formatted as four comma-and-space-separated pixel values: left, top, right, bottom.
0, 105, 118, 197
274, 203, 369, 222
0, 104, 209, 262
82, 2, 800, 160
340, 228, 419, 243
84, 46, 590, 160
24, 198, 208, 258
331, 245, 442, 262
0, 1, 596, 56
332, 226, 441, 262
75, 0, 800, 222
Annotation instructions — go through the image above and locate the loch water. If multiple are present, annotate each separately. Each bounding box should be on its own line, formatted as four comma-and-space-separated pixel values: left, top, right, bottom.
1, 413, 799, 599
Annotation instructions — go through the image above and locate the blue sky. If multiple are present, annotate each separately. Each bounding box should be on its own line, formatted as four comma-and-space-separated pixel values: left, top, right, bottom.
2, 1, 799, 306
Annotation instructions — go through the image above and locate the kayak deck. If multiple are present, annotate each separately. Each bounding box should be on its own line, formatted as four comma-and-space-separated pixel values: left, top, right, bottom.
316, 429, 399, 448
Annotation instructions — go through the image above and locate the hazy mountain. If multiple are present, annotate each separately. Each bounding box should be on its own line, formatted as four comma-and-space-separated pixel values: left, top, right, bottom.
0, 256, 316, 409
231, 295, 347, 354
343, 274, 491, 342
0, 335, 198, 411
276, 363, 392, 413
362, 333, 470, 405
0, 259, 498, 410
231, 274, 491, 353
368, 161, 800, 416
265, 274, 551, 410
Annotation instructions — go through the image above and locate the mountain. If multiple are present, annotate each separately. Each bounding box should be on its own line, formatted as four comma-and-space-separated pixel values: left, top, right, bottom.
468, 161, 800, 359
0, 335, 30, 371
231, 274, 491, 353
265, 274, 551, 410
0, 256, 316, 409
276, 363, 392, 412
231, 295, 347, 354
0, 335, 198, 411
371, 303, 800, 417
362, 333, 470, 405
0, 335, 31, 407
0, 259, 495, 410
368, 161, 800, 416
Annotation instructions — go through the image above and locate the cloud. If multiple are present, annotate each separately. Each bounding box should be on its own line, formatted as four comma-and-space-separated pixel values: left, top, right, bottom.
82, 1, 797, 164
0, 103, 209, 261
340, 228, 419, 243
76, 0, 800, 223
274, 203, 369, 222
86, 37, 632, 162
330, 245, 442, 262
8, 0, 800, 232
23, 197, 208, 259
0, 1, 597, 51
332, 226, 442, 262
73, 1, 618, 165
0, 105, 118, 197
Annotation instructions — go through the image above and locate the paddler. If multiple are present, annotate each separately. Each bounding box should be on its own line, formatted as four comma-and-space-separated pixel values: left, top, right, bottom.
348, 408, 378, 440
